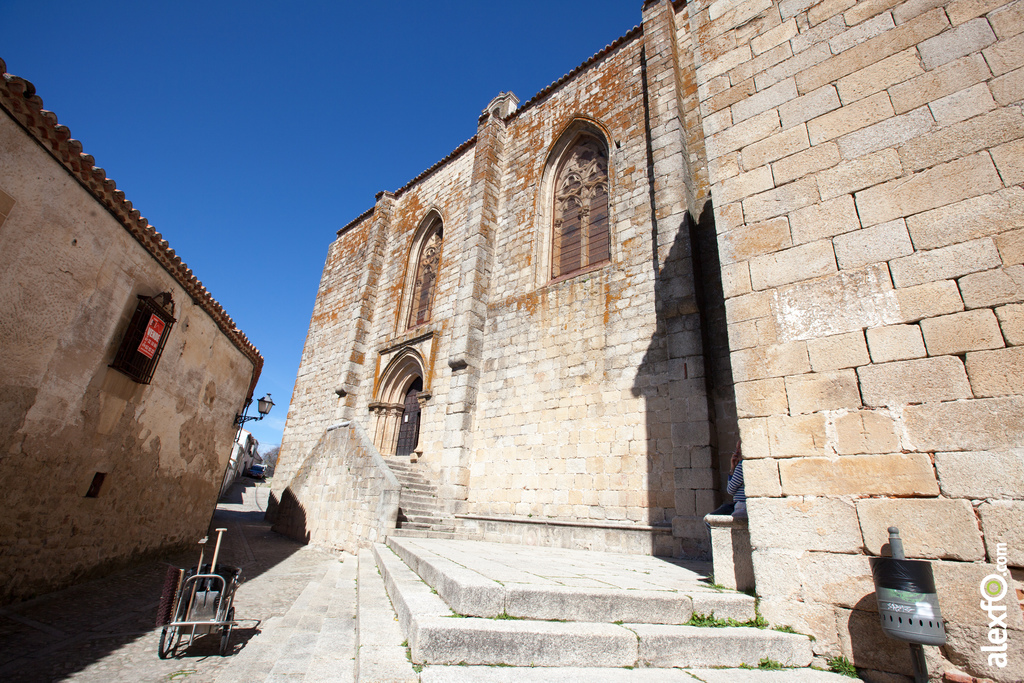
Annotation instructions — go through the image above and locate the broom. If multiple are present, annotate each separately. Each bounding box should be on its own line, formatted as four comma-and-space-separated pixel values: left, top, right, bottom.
156, 566, 183, 627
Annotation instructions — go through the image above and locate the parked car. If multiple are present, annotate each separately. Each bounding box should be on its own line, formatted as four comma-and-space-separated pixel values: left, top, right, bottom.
245, 463, 266, 480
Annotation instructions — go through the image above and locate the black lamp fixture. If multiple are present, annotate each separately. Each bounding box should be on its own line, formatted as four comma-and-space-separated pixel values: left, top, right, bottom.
235, 393, 275, 426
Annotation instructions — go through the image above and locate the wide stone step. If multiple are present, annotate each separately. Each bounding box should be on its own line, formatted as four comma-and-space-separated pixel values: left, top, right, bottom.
418, 667, 854, 682
399, 483, 437, 494
387, 536, 755, 623
372, 542, 813, 669
355, 548, 418, 682
390, 528, 472, 541
399, 492, 438, 506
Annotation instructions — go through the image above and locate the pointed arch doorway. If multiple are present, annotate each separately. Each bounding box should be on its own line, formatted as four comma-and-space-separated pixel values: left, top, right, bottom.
371, 348, 428, 457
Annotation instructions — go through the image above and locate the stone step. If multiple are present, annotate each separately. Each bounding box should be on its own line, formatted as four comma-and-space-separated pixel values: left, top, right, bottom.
387, 536, 755, 623
390, 528, 473, 541
398, 483, 437, 494
371, 542, 813, 669
355, 548, 418, 683
418, 666, 854, 682
398, 492, 438, 506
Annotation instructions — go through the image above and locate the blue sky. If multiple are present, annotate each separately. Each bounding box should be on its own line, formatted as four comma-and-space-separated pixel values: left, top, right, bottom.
3, 1, 642, 449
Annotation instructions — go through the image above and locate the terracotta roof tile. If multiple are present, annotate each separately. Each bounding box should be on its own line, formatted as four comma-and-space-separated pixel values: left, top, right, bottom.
0, 57, 264, 389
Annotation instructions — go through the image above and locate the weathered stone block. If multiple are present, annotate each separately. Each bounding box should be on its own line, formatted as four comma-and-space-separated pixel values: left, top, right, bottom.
983, 26, 1024, 75
830, 11, 895, 54
839, 105, 935, 161
767, 413, 827, 457
734, 377, 789, 418
772, 141, 840, 184
904, 396, 1024, 451
773, 264, 901, 342
806, 330, 870, 372
800, 551, 876, 610
750, 240, 836, 290
920, 308, 1005, 355
733, 78, 799, 124
835, 607, 916, 675
991, 136, 1024, 187
928, 82, 996, 127
743, 176, 819, 223
918, 17, 997, 70
740, 123, 809, 170
979, 500, 1024, 567
731, 340, 810, 382
807, 91, 894, 145
834, 219, 915, 270
719, 216, 792, 264
751, 547, 804, 600
721, 261, 752, 298
836, 48, 923, 104
889, 237, 1002, 289
780, 453, 939, 496
898, 107, 1024, 172
784, 369, 862, 414
758, 598, 840, 655
778, 84, 841, 130
714, 166, 775, 205
752, 18, 799, 55
738, 417, 770, 459
990, 64, 1024, 105
858, 498, 983, 560
726, 290, 771, 323
889, 53, 991, 114
707, 109, 781, 158
936, 448, 1024, 499
856, 152, 1004, 228
995, 226, 1024, 266
744, 457, 782, 497
966, 346, 1024, 397
906, 187, 1024, 251
747, 496, 863, 553
834, 410, 900, 455
989, 0, 1024, 39
996, 302, 1024, 344
865, 324, 926, 363
817, 148, 903, 201
958, 267, 1024, 309
930, 559, 1024, 630
789, 194, 860, 244
857, 356, 972, 406
894, 279, 964, 322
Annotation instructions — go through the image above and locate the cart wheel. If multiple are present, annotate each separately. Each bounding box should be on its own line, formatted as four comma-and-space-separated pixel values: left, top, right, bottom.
219, 607, 234, 656
158, 624, 178, 659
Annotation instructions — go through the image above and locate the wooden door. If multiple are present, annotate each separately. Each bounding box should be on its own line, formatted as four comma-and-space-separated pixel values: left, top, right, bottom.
395, 379, 422, 456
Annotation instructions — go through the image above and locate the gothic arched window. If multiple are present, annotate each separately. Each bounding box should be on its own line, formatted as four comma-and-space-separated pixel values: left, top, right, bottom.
408, 221, 442, 329
552, 135, 609, 279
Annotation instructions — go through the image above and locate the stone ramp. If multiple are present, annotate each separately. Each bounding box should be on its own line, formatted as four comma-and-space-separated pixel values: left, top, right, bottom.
372, 539, 818, 670
418, 667, 854, 682
216, 555, 357, 683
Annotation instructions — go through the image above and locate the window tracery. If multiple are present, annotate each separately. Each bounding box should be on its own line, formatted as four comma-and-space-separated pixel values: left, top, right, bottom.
552, 136, 609, 279
408, 225, 442, 329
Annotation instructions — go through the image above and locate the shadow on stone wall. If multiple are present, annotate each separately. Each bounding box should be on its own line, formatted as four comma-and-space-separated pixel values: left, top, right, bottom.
268, 487, 312, 544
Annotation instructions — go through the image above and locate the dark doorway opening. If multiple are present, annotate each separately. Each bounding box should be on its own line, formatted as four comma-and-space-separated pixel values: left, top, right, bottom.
395, 377, 422, 456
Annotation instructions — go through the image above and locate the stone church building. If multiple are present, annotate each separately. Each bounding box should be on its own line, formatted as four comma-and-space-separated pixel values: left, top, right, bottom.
272, 0, 1024, 679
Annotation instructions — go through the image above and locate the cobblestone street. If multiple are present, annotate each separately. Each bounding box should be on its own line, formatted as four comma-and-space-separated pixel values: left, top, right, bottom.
0, 480, 345, 683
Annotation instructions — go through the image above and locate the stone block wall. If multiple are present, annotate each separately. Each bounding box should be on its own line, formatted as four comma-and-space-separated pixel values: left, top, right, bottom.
272, 421, 399, 551
689, 0, 1024, 679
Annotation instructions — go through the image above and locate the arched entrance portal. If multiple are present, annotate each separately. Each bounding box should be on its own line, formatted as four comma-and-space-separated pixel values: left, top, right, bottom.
370, 349, 426, 456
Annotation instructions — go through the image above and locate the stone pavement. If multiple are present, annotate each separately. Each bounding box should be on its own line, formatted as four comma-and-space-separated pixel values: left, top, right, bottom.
1, 480, 853, 682
0, 479, 347, 683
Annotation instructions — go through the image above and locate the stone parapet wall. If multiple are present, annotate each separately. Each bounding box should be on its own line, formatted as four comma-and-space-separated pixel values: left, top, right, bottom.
271, 421, 399, 551
689, 0, 1024, 679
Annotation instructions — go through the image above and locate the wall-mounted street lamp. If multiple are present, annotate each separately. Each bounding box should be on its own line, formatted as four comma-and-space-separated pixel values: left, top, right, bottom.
235, 393, 275, 426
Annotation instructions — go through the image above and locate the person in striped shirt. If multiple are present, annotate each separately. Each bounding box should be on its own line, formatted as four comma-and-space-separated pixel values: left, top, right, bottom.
706, 442, 745, 531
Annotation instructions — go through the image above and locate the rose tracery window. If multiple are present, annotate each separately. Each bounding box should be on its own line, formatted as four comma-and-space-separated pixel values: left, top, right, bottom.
552, 135, 609, 279
408, 225, 442, 329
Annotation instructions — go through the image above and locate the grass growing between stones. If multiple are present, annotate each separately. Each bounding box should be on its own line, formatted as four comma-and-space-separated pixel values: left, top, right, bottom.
827, 655, 858, 677
687, 611, 768, 628
740, 658, 784, 670
404, 643, 423, 673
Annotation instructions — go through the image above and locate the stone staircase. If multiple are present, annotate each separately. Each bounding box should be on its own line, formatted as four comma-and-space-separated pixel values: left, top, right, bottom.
214, 538, 853, 682
385, 457, 461, 539
372, 537, 852, 679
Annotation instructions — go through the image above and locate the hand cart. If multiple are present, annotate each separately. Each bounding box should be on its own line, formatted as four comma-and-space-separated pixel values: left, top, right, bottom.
157, 528, 242, 658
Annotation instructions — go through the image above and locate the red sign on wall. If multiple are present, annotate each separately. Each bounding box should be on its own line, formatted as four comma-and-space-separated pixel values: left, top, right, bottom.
138, 314, 166, 359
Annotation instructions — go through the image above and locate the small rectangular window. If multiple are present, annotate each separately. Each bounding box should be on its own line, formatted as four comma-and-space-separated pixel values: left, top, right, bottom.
85, 472, 106, 498
110, 293, 176, 384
